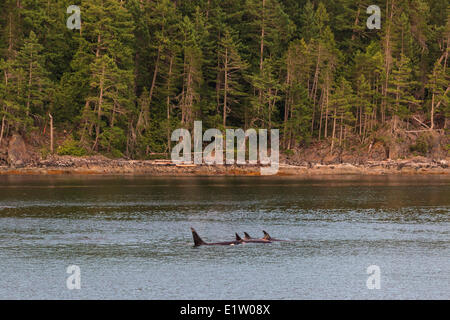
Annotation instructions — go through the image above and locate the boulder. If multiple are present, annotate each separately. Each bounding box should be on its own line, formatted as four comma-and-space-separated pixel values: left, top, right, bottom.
7, 134, 31, 166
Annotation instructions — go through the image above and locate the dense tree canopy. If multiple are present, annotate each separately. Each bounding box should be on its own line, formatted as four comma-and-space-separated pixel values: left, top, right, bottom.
0, 0, 448, 158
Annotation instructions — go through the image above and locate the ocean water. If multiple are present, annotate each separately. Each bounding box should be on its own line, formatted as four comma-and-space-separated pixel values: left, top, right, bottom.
0, 175, 448, 299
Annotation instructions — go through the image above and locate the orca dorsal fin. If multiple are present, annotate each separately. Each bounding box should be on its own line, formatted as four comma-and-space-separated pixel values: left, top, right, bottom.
244, 232, 252, 240
262, 230, 272, 240
191, 228, 207, 246
235, 233, 243, 241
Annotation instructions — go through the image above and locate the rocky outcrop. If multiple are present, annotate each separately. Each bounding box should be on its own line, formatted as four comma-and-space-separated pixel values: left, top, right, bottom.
7, 134, 32, 166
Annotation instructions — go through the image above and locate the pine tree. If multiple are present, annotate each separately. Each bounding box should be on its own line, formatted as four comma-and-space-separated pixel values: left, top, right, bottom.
244, 0, 294, 126
355, 74, 375, 140
0, 59, 30, 142
284, 39, 314, 147
218, 30, 248, 128
14, 31, 52, 122
0, 30, 50, 138
329, 77, 355, 152
0, 0, 21, 61
21, 0, 77, 81
387, 54, 422, 131
76, 0, 135, 153
127, 0, 183, 156
426, 59, 449, 130
179, 12, 207, 128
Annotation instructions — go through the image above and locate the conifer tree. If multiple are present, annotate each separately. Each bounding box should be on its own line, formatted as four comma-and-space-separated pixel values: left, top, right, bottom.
427, 59, 449, 130
76, 0, 135, 153
329, 77, 355, 152
14, 31, 52, 122
387, 54, 421, 131
218, 30, 248, 128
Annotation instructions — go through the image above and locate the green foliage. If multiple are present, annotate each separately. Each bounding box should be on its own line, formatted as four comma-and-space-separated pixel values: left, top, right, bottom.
445, 144, 450, 155
409, 133, 432, 156
0, 0, 448, 159
40, 146, 50, 160
57, 138, 87, 157
284, 149, 294, 156
375, 134, 391, 146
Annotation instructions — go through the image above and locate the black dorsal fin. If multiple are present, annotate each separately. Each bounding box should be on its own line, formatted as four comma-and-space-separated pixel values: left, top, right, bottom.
235, 233, 243, 241
191, 228, 207, 246
262, 230, 272, 240
244, 232, 252, 240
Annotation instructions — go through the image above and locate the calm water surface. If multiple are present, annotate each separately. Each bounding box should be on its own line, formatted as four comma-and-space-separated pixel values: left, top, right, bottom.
0, 175, 448, 299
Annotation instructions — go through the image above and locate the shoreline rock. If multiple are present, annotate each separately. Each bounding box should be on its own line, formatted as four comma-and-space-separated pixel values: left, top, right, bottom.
0, 155, 448, 176
7, 134, 33, 167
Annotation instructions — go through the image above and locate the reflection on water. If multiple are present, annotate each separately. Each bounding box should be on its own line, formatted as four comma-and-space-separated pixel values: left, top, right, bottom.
0, 175, 449, 299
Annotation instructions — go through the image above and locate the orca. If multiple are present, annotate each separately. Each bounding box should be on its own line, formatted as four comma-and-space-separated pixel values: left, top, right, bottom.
238, 232, 271, 244
191, 228, 272, 247
262, 230, 290, 242
191, 228, 242, 246
243, 232, 253, 240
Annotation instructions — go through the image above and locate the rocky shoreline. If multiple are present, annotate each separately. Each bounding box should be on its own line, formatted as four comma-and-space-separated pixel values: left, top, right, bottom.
0, 155, 448, 176
1, 133, 449, 176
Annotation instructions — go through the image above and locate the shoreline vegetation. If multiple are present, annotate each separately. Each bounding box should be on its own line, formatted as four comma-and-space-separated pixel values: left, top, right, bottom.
1, 155, 448, 176
0, 1, 449, 172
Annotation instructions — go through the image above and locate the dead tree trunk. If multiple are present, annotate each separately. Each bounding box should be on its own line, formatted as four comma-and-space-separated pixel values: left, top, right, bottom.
49, 113, 54, 153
